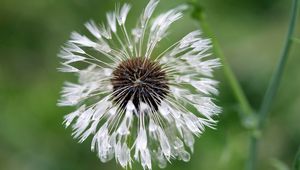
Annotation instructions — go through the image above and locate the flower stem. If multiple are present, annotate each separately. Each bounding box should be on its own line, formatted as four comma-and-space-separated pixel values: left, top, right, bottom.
247, 0, 299, 169
190, 4, 254, 119
258, 0, 298, 130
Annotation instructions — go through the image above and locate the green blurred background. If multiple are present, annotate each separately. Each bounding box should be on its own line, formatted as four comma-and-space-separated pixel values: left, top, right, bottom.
0, 0, 299, 170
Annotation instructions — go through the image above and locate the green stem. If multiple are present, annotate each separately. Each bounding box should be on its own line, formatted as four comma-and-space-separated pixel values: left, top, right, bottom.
258, 0, 298, 129
191, 5, 254, 118
247, 0, 299, 169
247, 136, 258, 170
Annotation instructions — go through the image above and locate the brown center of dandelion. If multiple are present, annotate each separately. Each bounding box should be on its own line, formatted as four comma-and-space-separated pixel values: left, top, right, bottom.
111, 57, 169, 112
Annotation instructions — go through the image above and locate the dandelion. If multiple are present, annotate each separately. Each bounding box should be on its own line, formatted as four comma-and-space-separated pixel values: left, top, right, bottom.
58, 0, 221, 169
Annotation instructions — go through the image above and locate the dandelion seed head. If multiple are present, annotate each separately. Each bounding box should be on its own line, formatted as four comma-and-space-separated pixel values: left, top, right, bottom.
58, 1, 221, 169
111, 57, 169, 112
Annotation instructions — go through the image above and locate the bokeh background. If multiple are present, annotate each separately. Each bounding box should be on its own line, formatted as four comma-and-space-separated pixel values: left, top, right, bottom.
0, 0, 299, 170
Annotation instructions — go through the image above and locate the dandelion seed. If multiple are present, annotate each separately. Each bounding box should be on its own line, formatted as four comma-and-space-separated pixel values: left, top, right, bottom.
58, 1, 221, 169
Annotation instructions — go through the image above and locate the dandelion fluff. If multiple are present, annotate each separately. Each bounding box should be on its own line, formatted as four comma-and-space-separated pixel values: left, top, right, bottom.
58, 1, 221, 169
